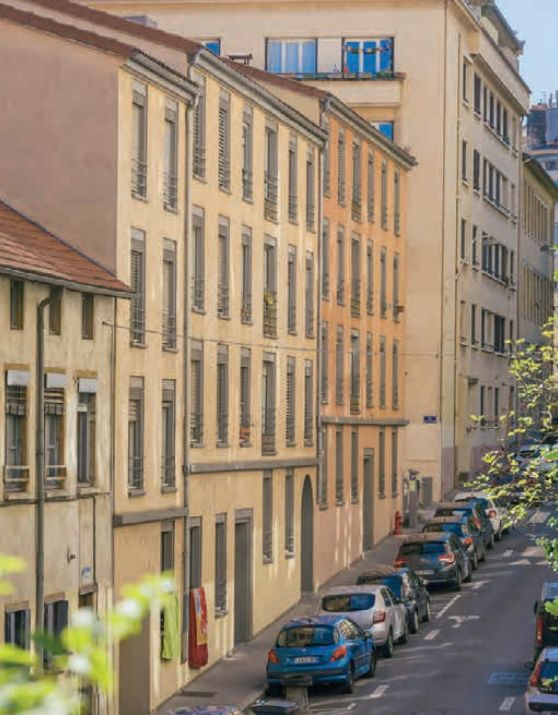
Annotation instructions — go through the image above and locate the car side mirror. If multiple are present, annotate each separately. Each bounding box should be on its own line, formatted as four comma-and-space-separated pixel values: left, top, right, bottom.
534, 600, 539, 615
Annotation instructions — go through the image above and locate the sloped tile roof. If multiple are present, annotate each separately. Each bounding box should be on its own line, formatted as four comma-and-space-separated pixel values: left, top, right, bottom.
0, 199, 129, 294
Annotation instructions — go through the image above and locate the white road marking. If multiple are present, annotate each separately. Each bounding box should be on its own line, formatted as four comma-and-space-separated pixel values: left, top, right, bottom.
448, 615, 480, 629
346, 703, 356, 711
435, 594, 461, 619
532, 510, 551, 524
522, 545, 545, 557
510, 559, 531, 566
499, 696, 515, 711
503, 549, 514, 557
368, 685, 389, 699
467, 580, 488, 591
424, 629, 440, 641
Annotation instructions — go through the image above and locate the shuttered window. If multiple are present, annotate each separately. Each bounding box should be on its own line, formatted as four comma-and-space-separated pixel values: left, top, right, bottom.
193, 77, 206, 180
45, 384, 65, 487
263, 472, 273, 563
242, 104, 253, 201
5, 608, 30, 650
162, 239, 177, 350
239, 348, 251, 447
128, 377, 144, 492
381, 160, 388, 229
394, 169, 401, 235
130, 229, 146, 345
304, 360, 314, 446
351, 141, 362, 221
217, 217, 230, 319
264, 124, 279, 221
366, 242, 374, 315
286, 356, 296, 447
262, 354, 276, 455
218, 90, 231, 191
319, 427, 328, 506
161, 380, 175, 489
5, 380, 28, 490
336, 226, 345, 305
323, 118, 331, 197
379, 337, 386, 408
77, 391, 95, 486
380, 246, 387, 318
320, 321, 329, 404
48, 287, 62, 336
241, 226, 253, 323
392, 340, 399, 409
305, 252, 315, 338
335, 326, 344, 405
192, 207, 205, 312
287, 246, 297, 335
189, 518, 202, 590
81, 294, 94, 340
216, 344, 229, 446
263, 239, 278, 338
190, 341, 203, 447
337, 130, 346, 206
288, 135, 298, 222
350, 331, 360, 414
163, 100, 178, 211
351, 235, 361, 317
393, 253, 400, 322
132, 82, 147, 198
391, 429, 398, 495
215, 514, 227, 613
335, 427, 344, 504
306, 148, 315, 230
366, 333, 373, 408
367, 151, 375, 222
321, 218, 330, 299
378, 429, 385, 497
285, 469, 295, 556
351, 429, 358, 502
10, 280, 24, 331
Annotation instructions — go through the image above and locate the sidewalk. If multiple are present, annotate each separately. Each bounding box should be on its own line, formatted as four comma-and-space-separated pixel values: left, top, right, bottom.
156, 515, 436, 714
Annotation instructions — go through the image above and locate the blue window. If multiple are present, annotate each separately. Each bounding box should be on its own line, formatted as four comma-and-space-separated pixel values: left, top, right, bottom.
266, 39, 317, 74
203, 40, 221, 55
372, 122, 395, 141
342, 38, 393, 75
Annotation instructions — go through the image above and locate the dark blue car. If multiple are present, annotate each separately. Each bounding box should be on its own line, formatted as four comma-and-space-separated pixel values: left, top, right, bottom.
266, 615, 376, 694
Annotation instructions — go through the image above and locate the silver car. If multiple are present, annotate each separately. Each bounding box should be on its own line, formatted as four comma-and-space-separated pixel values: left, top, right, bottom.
316, 584, 407, 659
525, 646, 558, 714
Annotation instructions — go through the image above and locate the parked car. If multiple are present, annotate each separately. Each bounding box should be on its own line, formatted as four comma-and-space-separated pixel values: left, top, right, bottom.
394, 533, 472, 590
434, 501, 495, 550
171, 709, 243, 715
266, 615, 376, 695
534, 583, 558, 660
317, 585, 407, 658
356, 565, 431, 632
454, 491, 509, 539
525, 647, 558, 714
422, 515, 485, 570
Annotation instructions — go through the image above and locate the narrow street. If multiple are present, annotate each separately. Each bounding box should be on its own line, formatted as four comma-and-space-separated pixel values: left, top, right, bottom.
305, 510, 554, 715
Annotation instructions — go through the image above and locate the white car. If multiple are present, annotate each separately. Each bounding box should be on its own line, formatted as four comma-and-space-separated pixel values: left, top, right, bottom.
525, 647, 558, 714
317, 584, 407, 659
454, 491, 509, 540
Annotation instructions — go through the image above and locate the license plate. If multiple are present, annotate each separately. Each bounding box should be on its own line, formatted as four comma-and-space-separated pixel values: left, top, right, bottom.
416, 570, 434, 575
293, 656, 318, 664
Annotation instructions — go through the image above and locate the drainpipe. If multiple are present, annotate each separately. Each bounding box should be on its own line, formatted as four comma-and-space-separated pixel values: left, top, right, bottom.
453, 31, 462, 492
35, 296, 50, 667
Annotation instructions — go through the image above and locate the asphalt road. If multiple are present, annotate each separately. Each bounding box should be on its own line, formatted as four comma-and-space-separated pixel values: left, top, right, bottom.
305, 508, 556, 715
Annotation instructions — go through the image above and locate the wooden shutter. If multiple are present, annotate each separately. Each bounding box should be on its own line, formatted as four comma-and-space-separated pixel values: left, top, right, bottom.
218, 91, 230, 190
193, 77, 206, 178
286, 356, 296, 445
263, 472, 273, 562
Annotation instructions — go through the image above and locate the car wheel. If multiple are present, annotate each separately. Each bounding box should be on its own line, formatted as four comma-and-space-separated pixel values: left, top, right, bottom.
409, 609, 419, 634
341, 663, 355, 694
364, 650, 377, 678
398, 620, 409, 645
382, 631, 394, 658
464, 562, 473, 583
487, 533, 495, 550
423, 600, 431, 623
471, 551, 478, 570
479, 546, 487, 563
453, 569, 462, 591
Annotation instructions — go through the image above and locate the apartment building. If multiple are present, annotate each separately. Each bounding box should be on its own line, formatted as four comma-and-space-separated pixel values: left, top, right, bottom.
0, 199, 128, 715
94, 0, 531, 494
519, 156, 557, 345
0, 8, 196, 713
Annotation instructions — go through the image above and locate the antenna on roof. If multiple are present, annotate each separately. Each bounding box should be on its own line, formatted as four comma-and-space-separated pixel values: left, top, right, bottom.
227, 52, 253, 66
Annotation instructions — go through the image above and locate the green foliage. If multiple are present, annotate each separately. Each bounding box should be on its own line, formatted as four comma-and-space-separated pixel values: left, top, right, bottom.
0, 555, 174, 715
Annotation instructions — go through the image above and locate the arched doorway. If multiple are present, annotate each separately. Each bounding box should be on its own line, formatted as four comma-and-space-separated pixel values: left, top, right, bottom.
300, 475, 314, 593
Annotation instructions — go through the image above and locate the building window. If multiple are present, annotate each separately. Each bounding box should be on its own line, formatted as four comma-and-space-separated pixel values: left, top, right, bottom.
239, 349, 251, 447
161, 522, 174, 573
380, 247, 387, 318
375, 122, 394, 141
335, 326, 344, 405
461, 140, 468, 182
351, 141, 362, 221
460, 219, 467, 261
241, 226, 252, 324
44, 382, 65, 488
264, 124, 279, 222
472, 225, 479, 266
191, 207, 205, 312
351, 235, 361, 317
335, 428, 344, 504
494, 387, 500, 424
216, 344, 229, 447
378, 429, 385, 497
215, 515, 227, 614
263, 240, 278, 338
131, 82, 147, 199
81, 294, 94, 340
10, 280, 24, 330
285, 470, 295, 556
351, 429, 358, 502
305, 252, 315, 338
4, 608, 30, 650
324, 118, 331, 197
392, 340, 399, 409
336, 226, 345, 305
366, 333, 373, 409
77, 389, 95, 486
394, 169, 401, 235
471, 304, 477, 345
494, 315, 506, 353
217, 217, 230, 319
479, 385, 486, 427
287, 245, 297, 335
128, 377, 144, 492
367, 152, 375, 222
266, 38, 317, 73
321, 218, 330, 299
381, 160, 388, 228
163, 100, 178, 211
474, 74, 482, 115
462, 59, 469, 102
190, 341, 203, 447
218, 91, 231, 191
321, 321, 329, 404
202, 39, 220, 55
343, 38, 394, 75
4, 377, 28, 491
304, 360, 314, 446
242, 104, 253, 201
48, 287, 62, 336
306, 149, 316, 230
263, 471, 273, 563
366, 242, 374, 315
379, 337, 386, 408
286, 356, 296, 447
161, 380, 175, 489
193, 77, 206, 180
43, 600, 68, 669
130, 228, 146, 346
189, 518, 202, 590
473, 150, 480, 191
338, 130, 346, 206
162, 240, 177, 350
288, 135, 298, 223
350, 331, 360, 415
392, 253, 400, 321
262, 354, 276, 455
391, 429, 398, 495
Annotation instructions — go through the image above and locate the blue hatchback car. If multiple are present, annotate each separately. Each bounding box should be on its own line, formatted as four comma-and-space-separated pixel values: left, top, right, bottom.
266, 615, 376, 694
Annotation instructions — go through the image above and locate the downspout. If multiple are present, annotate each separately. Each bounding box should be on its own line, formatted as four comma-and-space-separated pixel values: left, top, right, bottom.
453, 31, 462, 492
35, 295, 50, 668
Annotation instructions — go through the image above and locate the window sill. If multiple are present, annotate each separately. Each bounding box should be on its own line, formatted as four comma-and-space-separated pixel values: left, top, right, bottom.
263, 557, 273, 566
163, 204, 179, 215
216, 442, 230, 449
128, 489, 145, 498
286, 441, 296, 449
77, 484, 97, 494
319, 502, 329, 512
192, 306, 206, 315
194, 173, 207, 184
130, 341, 148, 349
131, 192, 148, 203
285, 551, 295, 560
161, 485, 177, 494
262, 450, 278, 457
459, 339, 468, 348
462, 178, 469, 189
288, 329, 298, 337
239, 441, 252, 449
378, 494, 386, 500
215, 608, 228, 619
242, 195, 254, 205
217, 313, 231, 321
336, 500, 345, 508
190, 442, 204, 449
351, 497, 359, 505
162, 345, 179, 354
241, 318, 253, 327
218, 185, 232, 195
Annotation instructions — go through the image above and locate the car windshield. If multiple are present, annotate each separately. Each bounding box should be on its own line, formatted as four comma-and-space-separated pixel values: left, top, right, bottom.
424, 523, 463, 537
400, 542, 446, 555
277, 626, 336, 648
539, 661, 558, 693
322, 594, 375, 612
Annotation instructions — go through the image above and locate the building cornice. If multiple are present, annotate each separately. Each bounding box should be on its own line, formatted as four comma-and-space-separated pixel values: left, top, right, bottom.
0, 266, 133, 297
471, 52, 529, 115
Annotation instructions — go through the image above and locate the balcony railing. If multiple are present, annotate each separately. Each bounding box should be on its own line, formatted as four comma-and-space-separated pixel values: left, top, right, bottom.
242, 168, 253, 201
216, 413, 228, 446
192, 277, 205, 311
4, 465, 29, 493
163, 172, 178, 211
190, 411, 203, 447
392, 386, 399, 410
279, 70, 400, 81
241, 292, 252, 323
262, 408, 276, 455
286, 415, 296, 446
263, 291, 278, 338
304, 413, 313, 445
193, 145, 206, 179
161, 456, 175, 489
350, 392, 361, 415
131, 158, 147, 199
264, 172, 278, 222
162, 311, 177, 350
45, 465, 66, 490
217, 284, 230, 318
351, 280, 361, 317
130, 305, 146, 346
352, 196, 362, 222
239, 421, 251, 447
306, 204, 315, 231
127, 456, 144, 492
288, 195, 298, 222
287, 301, 296, 334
